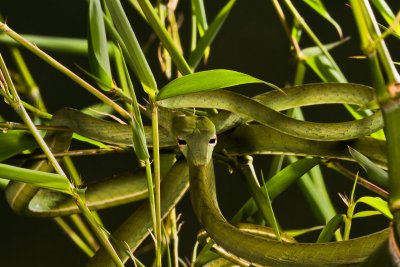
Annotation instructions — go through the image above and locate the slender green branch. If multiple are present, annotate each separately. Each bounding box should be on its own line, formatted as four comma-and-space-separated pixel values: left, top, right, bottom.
0, 54, 67, 177
0, 22, 130, 119
0, 54, 124, 267
271, 0, 303, 59
0, 34, 108, 55
283, 0, 345, 79
74, 194, 125, 267
136, 0, 192, 75
151, 100, 163, 267
10, 48, 48, 112
53, 217, 95, 257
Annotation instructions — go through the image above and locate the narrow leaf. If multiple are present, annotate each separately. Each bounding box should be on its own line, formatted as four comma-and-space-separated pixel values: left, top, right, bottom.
371, 0, 400, 34
353, 210, 381, 218
302, 39, 348, 83
317, 214, 344, 243
136, 0, 192, 75
0, 178, 9, 189
348, 146, 388, 189
192, 0, 208, 34
231, 158, 320, 223
192, 0, 210, 61
188, 0, 237, 69
157, 69, 279, 100
88, 0, 114, 91
0, 163, 72, 195
0, 34, 105, 55
261, 173, 281, 241
303, 0, 343, 37
105, 0, 157, 94
285, 225, 324, 238
0, 130, 37, 162
266, 158, 320, 200
119, 44, 150, 160
356, 196, 392, 219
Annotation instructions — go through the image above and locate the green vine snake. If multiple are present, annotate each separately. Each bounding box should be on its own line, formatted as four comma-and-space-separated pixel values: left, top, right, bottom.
173, 113, 387, 267
3, 83, 390, 266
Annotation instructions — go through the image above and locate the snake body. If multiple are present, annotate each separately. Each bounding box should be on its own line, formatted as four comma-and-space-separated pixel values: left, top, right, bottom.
174, 114, 388, 267
3, 83, 390, 265
158, 83, 382, 141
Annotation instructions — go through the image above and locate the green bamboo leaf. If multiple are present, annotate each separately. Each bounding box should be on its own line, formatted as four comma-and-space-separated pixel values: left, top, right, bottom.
285, 225, 324, 238
317, 214, 344, 243
231, 158, 320, 223
0, 178, 9, 189
355, 196, 392, 219
266, 158, 320, 200
80, 102, 115, 117
115, 43, 149, 160
192, 0, 208, 34
88, 0, 114, 91
157, 69, 279, 100
0, 34, 104, 55
302, 39, 348, 83
188, 0, 237, 69
348, 146, 388, 189
72, 133, 111, 149
353, 210, 381, 218
303, 0, 343, 37
135, 0, 191, 76
371, 0, 400, 34
192, 0, 210, 61
105, 0, 157, 94
0, 163, 72, 195
260, 172, 281, 241
0, 130, 37, 162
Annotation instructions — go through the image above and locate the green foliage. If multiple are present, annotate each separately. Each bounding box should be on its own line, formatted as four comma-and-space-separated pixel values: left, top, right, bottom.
157, 69, 278, 100
0, 0, 399, 266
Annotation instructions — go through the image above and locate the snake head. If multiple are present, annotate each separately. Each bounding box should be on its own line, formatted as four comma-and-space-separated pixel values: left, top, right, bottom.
172, 114, 217, 167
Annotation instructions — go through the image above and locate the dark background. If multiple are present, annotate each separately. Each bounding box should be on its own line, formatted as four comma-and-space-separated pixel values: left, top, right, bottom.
0, 1, 397, 266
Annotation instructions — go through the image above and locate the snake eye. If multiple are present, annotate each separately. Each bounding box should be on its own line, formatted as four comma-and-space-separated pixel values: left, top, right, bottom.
209, 138, 217, 145
177, 138, 187, 145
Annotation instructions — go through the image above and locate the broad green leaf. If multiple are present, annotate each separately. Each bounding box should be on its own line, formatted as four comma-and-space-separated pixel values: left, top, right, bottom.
303, 0, 342, 37
157, 69, 279, 100
348, 146, 388, 189
0, 163, 72, 195
0, 130, 37, 162
105, 0, 157, 94
88, 0, 114, 91
317, 214, 344, 242
355, 196, 392, 219
188, 0, 237, 69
